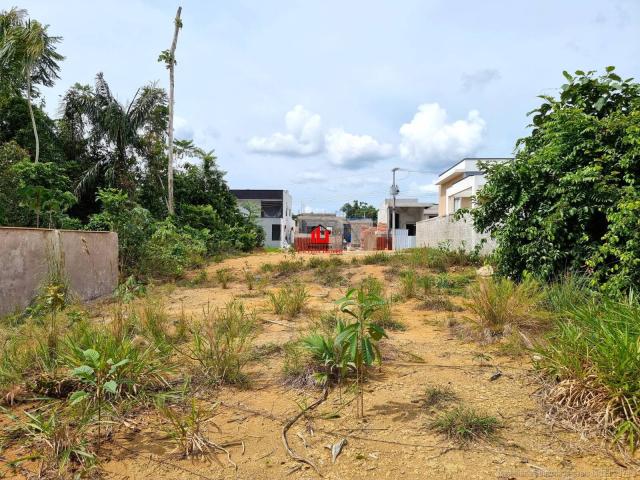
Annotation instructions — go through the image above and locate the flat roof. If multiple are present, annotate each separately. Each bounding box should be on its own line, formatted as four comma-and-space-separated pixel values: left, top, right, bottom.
231, 189, 284, 200
438, 157, 512, 177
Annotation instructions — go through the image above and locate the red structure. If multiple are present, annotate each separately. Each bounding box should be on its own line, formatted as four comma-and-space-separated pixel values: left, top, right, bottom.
294, 225, 343, 253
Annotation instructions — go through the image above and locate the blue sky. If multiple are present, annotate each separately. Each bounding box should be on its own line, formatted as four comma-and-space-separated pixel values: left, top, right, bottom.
19, 0, 640, 213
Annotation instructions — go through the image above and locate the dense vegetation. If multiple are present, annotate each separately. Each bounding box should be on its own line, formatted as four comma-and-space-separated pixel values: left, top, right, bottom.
0, 8, 263, 278
472, 68, 640, 296
340, 199, 377, 221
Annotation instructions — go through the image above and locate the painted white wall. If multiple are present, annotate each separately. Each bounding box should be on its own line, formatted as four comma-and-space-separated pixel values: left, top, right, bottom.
240, 191, 294, 249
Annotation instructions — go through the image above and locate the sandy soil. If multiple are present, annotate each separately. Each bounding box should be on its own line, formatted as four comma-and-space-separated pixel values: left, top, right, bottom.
28, 251, 637, 479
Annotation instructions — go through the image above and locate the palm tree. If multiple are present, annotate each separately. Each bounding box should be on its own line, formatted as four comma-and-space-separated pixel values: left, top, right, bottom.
61, 73, 167, 195
0, 8, 64, 163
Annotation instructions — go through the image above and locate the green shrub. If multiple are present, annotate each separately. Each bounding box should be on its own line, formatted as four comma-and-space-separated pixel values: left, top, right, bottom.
470, 69, 640, 295
60, 328, 174, 402
86, 188, 154, 274
536, 299, 640, 450
359, 276, 384, 297
430, 407, 500, 443
465, 276, 549, 334
141, 220, 207, 279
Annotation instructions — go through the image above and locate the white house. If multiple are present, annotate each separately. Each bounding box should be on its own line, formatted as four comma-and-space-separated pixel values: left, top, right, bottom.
378, 198, 438, 236
231, 189, 294, 248
435, 158, 510, 216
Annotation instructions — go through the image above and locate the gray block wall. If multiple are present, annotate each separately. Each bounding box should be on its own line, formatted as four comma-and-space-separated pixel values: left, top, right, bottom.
416, 214, 495, 255
0, 227, 118, 316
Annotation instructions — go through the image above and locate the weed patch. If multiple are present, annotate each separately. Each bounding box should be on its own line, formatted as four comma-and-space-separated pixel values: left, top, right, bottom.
430, 407, 500, 443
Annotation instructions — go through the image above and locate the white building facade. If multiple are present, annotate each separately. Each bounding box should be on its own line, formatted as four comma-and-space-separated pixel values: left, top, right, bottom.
231, 189, 294, 248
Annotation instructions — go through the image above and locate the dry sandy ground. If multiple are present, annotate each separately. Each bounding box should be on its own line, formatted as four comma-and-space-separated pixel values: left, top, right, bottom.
68, 252, 638, 479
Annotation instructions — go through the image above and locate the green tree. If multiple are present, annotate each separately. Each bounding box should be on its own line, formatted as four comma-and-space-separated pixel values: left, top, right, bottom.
12, 159, 76, 228
471, 67, 640, 295
60, 73, 167, 195
0, 7, 64, 163
340, 200, 377, 221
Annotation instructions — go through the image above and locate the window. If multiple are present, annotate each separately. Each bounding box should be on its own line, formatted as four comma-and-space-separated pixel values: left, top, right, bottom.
406, 223, 416, 236
271, 224, 281, 241
261, 201, 283, 218
453, 197, 461, 212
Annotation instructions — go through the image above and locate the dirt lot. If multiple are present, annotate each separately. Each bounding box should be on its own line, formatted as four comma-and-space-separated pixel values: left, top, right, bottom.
16, 251, 633, 479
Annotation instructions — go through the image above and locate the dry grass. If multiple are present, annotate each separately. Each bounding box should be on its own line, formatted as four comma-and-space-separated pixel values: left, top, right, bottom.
465, 276, 550, 334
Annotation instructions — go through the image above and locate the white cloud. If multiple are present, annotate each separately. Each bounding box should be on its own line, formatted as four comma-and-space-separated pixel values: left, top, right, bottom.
325, 128, 394, 169
399, 103, 485, 171
247, 105, 324, 156
293, 171, 327, 184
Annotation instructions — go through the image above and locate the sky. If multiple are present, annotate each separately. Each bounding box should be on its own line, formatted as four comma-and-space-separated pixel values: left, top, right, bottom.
17, 0, 640, 213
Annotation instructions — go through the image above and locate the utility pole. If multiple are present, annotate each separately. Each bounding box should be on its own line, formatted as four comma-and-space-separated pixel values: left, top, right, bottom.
390, 167, 400, 251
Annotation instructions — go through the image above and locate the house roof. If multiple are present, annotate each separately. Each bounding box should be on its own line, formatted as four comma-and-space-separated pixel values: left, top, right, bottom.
381, 198, 436, 208
231, 189, 284, 200
436, 158, 512, 185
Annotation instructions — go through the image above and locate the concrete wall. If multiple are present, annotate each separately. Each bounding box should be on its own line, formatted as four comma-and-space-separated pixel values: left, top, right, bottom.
416, 214, 495, 255
0, 227, 118, 316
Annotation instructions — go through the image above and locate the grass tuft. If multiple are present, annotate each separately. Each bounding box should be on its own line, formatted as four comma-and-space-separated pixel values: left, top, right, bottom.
268, 284, 309, 319
430, 407, 500, 443
465, 276, 549, 334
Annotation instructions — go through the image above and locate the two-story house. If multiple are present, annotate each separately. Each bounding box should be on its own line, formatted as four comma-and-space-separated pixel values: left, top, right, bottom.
231, 189, 294, 248
435, 158, 511, 216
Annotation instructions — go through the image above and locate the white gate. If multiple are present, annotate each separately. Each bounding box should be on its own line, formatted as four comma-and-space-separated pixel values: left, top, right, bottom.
393, 229, 416, 250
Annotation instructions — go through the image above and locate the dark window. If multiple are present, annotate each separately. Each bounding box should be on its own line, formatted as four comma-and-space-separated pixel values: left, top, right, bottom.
261, 200, 283, 218
271, 224, 281, 241
407, 223, 416, 236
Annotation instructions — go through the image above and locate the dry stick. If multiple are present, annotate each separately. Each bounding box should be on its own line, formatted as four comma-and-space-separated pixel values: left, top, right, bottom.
281, 386, 328, 476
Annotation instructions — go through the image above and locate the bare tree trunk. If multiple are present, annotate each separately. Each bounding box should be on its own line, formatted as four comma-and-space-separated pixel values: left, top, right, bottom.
26, 74, 40, 163
167, 6, 182, 216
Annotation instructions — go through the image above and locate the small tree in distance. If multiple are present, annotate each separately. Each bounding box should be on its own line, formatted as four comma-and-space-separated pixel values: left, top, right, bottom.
341, 200, 377, 222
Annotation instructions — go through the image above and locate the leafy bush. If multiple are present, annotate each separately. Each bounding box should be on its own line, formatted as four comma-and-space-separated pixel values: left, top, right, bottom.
536, 299, 640, 450
86, 189, 154, 274
471, 68, 640, 296
141, 220, 207, 278
60, 328, 173, 402
189, 301, 257, 385
465, 276, 549, 334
